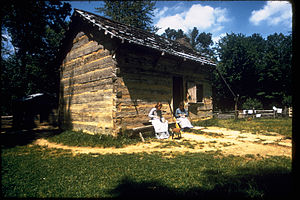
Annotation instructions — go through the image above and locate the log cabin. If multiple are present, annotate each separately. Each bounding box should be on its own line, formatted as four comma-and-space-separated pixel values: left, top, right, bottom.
58, 9, 216, 135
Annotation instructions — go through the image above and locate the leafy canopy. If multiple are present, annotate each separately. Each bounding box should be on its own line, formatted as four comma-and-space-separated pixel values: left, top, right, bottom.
96, 1, 158, 33
1, 0, 71, 115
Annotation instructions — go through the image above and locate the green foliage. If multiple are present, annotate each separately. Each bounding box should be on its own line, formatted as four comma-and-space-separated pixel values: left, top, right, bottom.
162, 27, 214, 57
1, 1, 292, 115
282, 95, 292, 107
242, 98, 263, 110
96, 1, 157, 32
189, 28, 213, 56
161, 29, 291, 110
161, 27, 185, 40
1, 1, 71, 115
214, 33, 292, 110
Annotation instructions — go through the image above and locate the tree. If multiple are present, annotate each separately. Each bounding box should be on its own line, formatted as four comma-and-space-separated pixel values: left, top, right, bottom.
214, 32, 292, 110
187, 27, 199, 49
259, 33, 292, 107
214, 33, 265, 110
187, 27, 213, 54
196, 32, 213, 55
1, 0, 71, 115
96, 1, 157, 32
162, 27, 214, 57
161, 28, 185, 40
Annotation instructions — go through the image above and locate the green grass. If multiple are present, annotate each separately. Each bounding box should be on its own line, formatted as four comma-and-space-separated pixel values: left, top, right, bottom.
155, 139, 196, 149
193, 118, 292, 137
47, 130, 143, 148
47, 118, 291, 148
1, 118, 293, 198
2, 145, 292, 198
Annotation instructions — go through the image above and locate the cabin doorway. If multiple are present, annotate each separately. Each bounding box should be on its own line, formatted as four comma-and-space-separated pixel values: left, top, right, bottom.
173, 76, 184, 113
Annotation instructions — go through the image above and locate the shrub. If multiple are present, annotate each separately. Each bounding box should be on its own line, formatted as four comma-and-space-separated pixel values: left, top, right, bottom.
242, 98, 263, 110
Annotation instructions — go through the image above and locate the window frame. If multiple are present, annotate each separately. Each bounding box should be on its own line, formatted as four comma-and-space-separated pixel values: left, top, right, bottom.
187, 82, 204, 103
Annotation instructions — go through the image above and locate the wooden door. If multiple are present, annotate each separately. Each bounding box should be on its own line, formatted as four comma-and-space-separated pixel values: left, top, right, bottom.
173, 76, 183, 113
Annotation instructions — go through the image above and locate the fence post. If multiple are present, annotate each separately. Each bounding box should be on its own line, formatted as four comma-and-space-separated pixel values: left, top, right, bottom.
234, 94, 239, 120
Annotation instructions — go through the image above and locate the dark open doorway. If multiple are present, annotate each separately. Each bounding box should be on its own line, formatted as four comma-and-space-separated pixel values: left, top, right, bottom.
173, 76, 184, 113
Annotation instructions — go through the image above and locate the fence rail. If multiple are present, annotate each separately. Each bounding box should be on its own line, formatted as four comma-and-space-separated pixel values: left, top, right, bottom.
213, 108, 292, 119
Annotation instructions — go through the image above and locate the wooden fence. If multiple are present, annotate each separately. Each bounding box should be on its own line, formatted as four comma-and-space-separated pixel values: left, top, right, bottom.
214, 107, 292, 119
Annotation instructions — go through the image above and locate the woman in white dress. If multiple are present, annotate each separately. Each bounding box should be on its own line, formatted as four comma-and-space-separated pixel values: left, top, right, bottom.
148, 102, 169, 139
175, 102, 193, 130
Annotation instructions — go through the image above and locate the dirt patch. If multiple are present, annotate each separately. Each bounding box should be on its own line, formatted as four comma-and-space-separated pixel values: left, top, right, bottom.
33, 126, 291, 157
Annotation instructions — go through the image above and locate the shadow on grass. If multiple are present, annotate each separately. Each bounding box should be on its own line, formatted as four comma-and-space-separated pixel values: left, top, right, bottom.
111, 169, 292, 199
0, 128, 61, 149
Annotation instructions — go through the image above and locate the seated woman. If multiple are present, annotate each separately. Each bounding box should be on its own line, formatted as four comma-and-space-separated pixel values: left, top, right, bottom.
148, 102, 170, 139
175, 102, 193, 130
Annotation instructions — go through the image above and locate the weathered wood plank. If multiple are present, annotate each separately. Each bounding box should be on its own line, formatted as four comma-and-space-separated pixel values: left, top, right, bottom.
63, 87, 113, 101
63, 47, 111, 68
62, 55, 112, 78
61, 67, 114, 90
62, 77, 114, 95
72, 123, 113, 135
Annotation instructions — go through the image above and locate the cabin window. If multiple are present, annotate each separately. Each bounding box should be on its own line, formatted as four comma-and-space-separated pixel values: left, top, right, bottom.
187, 82, 204, 103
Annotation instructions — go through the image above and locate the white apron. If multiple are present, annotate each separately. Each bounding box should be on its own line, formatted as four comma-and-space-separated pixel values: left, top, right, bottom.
176, 117, 193, 129
151, 118, 169, 139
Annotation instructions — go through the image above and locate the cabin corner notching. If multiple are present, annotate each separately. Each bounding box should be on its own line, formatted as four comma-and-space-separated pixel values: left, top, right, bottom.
58, 9, 216, 135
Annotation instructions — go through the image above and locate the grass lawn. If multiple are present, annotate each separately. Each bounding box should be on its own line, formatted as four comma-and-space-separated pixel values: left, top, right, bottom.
193, 118, 292, 137
47, 130, 143, 148
2, 145, 292, 198
42, 118, 292, 148
1, 118, 293, 198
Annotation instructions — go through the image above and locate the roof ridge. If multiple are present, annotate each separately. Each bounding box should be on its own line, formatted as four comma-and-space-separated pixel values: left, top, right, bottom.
73, 9, 216, 66
74, 8, 154, 35
74, 9, 180, 45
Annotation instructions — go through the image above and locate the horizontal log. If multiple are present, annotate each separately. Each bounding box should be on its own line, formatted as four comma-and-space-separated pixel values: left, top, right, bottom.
70, 101, 114, 110
61, 64, 113, 84
68, 104, 114, 113
70, 114, 113, 124
72, 120, 113, 128
62, 77, 114, 95
118, 51, 211, 80
63, 48, 111, 68
69, 110, 114, 118
124, 81, 171, 93
129, 122, 176, 133
72, 32, 87, 44
65, 39, 105, 62
115, 113, 173, 124
71, 34, 90, 50
61, 58, 82, 71
63, 81, 114, 97
131, 124, 154, 133
72, 123, 113, 135
66, 41, 103, 61
63, 88, 113, 104
61, 77, 114, 96
62, 55, 112, 78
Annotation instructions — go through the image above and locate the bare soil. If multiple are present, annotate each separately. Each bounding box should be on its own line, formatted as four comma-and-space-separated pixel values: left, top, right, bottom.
33, 126, 291, 157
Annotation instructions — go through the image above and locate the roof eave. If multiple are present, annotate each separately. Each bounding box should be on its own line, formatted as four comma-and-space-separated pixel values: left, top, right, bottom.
73, 9, 216, 67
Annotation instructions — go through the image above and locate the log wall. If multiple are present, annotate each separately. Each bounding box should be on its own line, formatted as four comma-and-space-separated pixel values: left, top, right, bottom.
114, 44, 213, 131
60, 31, 115, 134
59, 28, 213, 135
114, 71, 174, 130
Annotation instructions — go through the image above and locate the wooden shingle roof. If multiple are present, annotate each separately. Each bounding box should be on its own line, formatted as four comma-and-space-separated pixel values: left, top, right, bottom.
73, 9, 216, 66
